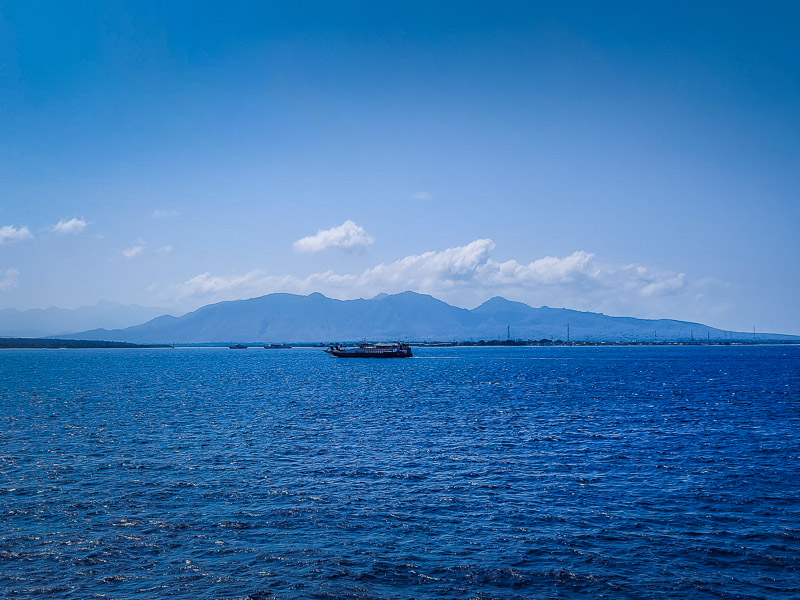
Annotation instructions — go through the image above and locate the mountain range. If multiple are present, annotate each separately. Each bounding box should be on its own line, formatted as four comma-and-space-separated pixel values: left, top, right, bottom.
0, 301, 170, 338
58, 292, 798, 344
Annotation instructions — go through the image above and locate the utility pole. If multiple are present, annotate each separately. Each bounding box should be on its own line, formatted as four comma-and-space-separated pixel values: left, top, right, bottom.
567, 323, 570, 344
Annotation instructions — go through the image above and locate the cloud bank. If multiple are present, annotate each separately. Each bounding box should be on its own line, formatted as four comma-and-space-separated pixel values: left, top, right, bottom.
171, 238, 726, 321
293, 220, 375, 253
53, 218, 87, 234
0, 225, 32, 244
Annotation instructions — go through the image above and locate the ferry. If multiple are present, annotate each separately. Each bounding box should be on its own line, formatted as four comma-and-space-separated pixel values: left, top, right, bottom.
324, 342, 413, 358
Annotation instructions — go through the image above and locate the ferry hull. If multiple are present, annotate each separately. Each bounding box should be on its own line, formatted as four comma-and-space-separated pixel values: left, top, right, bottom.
325, 350, 412, 358
324, 343, 413, 358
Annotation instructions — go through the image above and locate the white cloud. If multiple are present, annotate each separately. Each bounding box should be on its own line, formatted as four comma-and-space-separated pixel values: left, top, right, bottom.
410, 192, 433, 200
293, 220, 375, 253
157, 244, 173, 253
641, 273, 686, 297
152, 209, 179, 218
169, 238, 718, 322
356, 239, 498, 290
0, 268, 19, 291
123, 245, 145, 259
179, 269, 268, 296
53, 218, 87, 234
0, 225, 32, 244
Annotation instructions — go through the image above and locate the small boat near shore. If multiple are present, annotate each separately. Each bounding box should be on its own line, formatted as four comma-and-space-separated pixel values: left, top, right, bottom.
324, 342, 413, 358
229, 343, 247, 349
264, 343, 291, 349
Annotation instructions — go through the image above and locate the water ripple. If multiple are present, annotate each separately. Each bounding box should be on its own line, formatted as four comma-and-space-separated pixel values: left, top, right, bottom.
1, 345, 799, 599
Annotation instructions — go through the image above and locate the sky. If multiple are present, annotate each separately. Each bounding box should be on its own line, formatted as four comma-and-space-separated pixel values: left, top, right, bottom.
1, 1, 799, 333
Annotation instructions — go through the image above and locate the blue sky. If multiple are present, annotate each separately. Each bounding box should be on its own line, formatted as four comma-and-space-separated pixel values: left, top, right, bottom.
1, 1, 799, 333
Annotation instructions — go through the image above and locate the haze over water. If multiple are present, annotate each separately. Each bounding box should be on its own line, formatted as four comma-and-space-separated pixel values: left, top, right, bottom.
2, 345, 798, 599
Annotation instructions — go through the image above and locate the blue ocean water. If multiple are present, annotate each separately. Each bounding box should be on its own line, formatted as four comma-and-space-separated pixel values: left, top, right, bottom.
1, 345, 799, 599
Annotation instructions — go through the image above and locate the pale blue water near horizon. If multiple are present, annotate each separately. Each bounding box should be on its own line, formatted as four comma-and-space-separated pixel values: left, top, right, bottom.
1, 345, 799, 599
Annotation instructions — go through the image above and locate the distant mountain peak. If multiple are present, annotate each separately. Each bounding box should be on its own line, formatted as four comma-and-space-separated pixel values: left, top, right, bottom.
370, 290, 443, 304
480, 296, 525, 306
473, 296, 535, 313
390, 290, 431, 299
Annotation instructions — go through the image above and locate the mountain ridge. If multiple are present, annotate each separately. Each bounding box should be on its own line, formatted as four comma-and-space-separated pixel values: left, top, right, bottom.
58, 292, 799, 344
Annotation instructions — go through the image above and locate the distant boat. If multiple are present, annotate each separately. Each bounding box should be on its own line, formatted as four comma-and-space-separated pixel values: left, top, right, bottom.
324, 342, 413, 358
229, 343, 247, 349
264, 343, 291, 349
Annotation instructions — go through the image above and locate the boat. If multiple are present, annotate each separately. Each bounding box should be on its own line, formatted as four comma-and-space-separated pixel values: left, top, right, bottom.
324, 342, 413, 358
264, 343, 291, 349
229, 343, 247, 349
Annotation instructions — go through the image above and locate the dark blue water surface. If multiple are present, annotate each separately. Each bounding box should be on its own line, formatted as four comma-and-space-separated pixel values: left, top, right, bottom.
1, 345, 799, 599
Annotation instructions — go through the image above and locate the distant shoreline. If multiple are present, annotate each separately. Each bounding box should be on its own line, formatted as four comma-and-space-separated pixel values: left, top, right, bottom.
411, 339, 800, 347
0, 338, 170, 349
153, 340, 800, 348
2, 337, 797, 350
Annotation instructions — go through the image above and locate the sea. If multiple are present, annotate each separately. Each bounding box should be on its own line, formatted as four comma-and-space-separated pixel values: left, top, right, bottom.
1, 345, 798, 599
